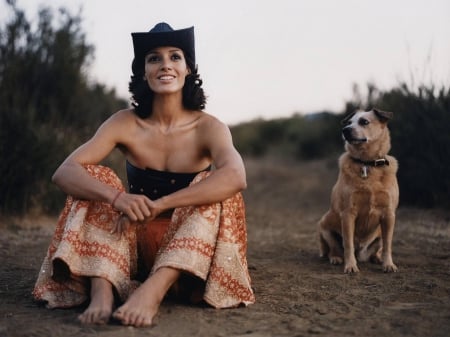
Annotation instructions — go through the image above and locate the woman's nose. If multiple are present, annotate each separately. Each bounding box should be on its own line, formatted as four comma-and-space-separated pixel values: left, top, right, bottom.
161, 57, 172, 70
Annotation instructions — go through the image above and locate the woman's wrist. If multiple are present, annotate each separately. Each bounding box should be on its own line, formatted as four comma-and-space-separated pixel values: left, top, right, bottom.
111, 190, 123, 208
156, 195, 171, 212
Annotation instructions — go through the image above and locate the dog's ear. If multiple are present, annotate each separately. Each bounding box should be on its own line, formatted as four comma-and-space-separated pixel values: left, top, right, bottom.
341, 112, 355, 125
373, 108, 393, 123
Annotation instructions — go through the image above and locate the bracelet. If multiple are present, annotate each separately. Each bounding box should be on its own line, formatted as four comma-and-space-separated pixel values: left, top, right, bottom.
111, 190, 123, 208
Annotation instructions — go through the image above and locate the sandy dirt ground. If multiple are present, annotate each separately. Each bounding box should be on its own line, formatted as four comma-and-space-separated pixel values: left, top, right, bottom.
1, 157, 449, 337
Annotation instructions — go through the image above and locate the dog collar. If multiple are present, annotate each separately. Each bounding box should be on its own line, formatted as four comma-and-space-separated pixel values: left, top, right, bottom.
350, 157, 390, 167
351, 157, 389, 179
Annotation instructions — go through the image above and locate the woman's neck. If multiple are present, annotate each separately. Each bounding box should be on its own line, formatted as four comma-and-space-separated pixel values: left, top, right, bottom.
151, 93, 191, 130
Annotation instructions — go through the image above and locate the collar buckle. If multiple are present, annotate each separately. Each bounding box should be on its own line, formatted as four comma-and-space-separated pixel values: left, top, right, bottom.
374, 158, 389, 166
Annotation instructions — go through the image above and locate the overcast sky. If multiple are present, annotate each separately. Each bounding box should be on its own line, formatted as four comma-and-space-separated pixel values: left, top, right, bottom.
3, 0, 450, 125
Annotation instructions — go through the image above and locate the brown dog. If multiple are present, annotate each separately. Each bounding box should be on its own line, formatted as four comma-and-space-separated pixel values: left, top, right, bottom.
318, 108, 399, 273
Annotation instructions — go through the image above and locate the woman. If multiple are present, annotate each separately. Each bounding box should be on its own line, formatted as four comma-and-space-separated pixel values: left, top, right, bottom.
33, 22, 255, 327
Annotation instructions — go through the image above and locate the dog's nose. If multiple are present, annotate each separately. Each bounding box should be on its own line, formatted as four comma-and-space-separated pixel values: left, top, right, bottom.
342, 126, 352, 140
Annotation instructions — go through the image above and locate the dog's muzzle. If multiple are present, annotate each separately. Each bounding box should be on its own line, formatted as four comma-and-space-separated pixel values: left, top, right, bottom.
342, 126, 367, 143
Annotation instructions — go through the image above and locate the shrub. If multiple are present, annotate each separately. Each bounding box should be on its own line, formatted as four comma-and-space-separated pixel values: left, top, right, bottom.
0, 1, 127, 214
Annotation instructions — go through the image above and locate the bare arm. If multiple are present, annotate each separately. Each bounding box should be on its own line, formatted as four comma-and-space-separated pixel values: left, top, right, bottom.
153, 117, 246, 213
52, 110, 154, 222
52, 112, 124, 203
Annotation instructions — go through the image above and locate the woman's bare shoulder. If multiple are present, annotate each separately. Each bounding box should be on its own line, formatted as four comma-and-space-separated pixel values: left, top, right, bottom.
196, 112, 233, 149
93, 108, 138, 140
197, 111, 229, 131
100, 108, 138, 130
109, 108, 136, 122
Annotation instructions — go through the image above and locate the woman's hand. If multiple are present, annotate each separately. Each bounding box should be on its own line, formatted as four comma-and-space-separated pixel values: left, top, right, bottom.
112, 191, 153, 221
110, 192, 167, 235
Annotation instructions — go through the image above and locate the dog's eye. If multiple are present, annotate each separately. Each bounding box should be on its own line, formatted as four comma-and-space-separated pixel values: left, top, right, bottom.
358, 118, 369, 126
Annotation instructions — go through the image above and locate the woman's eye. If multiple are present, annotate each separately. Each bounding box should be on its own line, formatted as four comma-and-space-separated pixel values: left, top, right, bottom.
171, 53, 182, 61
146, 55, 160, 63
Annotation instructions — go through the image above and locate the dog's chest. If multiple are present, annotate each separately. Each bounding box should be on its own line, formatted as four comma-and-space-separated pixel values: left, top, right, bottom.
343, 166, 393, 206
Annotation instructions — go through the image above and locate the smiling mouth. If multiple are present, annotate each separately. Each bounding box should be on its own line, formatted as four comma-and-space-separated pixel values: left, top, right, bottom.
158, 75, 175, 80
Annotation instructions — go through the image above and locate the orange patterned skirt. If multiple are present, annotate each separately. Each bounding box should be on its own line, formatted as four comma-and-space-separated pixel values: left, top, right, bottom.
33, 165, 255, 309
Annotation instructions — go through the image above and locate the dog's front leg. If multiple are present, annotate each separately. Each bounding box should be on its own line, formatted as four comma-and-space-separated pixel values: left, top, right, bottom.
380, 211, 398, 272
341, 213, 359, 273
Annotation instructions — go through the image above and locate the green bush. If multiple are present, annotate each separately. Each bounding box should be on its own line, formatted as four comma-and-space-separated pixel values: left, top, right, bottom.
231, 113, 342, 160
0, 1, 127, 214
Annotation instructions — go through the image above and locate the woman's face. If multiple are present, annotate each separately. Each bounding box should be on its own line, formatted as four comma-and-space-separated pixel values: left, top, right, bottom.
143, 46, 190, 95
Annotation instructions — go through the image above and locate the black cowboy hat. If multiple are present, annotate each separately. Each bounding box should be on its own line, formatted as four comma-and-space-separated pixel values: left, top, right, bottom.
131, 22, 195, 74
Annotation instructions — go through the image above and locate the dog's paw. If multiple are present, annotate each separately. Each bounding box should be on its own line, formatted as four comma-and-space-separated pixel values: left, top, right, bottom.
344, 264, 360, 274
382, 263, 398, 273
329, 256, 343, 265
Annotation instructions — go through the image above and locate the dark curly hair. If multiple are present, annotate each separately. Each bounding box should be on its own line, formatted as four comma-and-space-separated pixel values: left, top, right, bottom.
129, 55, 207, 119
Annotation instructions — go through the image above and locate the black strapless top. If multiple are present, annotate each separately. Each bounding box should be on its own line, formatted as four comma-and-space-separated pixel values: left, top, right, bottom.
126, 160, 211, 200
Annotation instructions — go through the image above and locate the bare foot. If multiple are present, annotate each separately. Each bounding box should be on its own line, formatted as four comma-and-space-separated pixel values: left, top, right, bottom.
78, 277, 114, 325
113, 267, 180, 327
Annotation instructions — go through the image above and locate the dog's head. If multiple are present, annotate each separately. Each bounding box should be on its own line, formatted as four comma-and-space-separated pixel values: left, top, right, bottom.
341, 109, 393, 145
